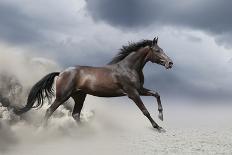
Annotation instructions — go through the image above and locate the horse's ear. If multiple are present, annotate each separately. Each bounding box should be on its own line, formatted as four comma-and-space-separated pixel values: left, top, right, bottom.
153, 37, 158, 44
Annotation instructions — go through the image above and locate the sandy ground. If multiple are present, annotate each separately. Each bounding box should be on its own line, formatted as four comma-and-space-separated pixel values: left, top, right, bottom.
1, 97, 232, 155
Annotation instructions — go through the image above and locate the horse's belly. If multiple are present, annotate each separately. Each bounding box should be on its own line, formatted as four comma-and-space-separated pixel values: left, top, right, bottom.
87, 89, 125, 97
78, 87, 124, 97
78, 79, 125, 97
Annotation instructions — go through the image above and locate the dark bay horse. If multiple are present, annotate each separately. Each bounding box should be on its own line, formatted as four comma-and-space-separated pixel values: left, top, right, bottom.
15, 37, 173, 131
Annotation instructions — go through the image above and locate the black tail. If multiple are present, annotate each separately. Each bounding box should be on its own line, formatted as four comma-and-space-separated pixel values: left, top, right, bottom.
14, 72, 60, 115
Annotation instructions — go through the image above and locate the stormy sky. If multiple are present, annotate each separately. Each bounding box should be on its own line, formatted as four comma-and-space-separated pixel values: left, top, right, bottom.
0, 0, 232, 103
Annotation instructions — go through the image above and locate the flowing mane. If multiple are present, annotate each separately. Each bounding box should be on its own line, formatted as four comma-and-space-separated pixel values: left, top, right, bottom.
108, 40, 152, 64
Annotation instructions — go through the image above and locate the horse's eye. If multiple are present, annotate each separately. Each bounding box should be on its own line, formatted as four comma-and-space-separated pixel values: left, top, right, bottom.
156, 49, 160, 53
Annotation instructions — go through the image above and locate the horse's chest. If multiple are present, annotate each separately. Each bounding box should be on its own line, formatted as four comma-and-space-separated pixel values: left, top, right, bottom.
118, 71, 141, 88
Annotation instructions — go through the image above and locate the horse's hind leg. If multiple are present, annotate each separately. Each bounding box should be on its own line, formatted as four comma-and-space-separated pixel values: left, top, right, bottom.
44, 98, 66, 125
139, 88, 164, 121
44, 71, 75, 125
71, 91, 86, 122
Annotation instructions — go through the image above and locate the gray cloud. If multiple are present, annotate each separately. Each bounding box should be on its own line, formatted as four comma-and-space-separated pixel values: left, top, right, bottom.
86, 0, 232, 46
144, 67, 232, 102
0, 3, 44, 44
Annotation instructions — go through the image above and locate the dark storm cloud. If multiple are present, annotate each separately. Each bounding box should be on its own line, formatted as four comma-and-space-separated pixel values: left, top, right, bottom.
86, 0, 232, 32
86, 0, 232, 46
86, 0, 161, 27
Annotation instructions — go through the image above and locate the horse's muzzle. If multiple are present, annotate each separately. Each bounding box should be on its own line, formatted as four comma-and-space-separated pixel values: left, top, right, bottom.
165, 61, 173, 69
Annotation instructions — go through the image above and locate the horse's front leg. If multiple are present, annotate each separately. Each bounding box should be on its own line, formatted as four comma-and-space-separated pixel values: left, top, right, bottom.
124, 87, 163, 131
139, 88, 164, 121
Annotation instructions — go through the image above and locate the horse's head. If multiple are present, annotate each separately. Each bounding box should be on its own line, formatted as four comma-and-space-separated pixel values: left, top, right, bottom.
148, 37, 173, 69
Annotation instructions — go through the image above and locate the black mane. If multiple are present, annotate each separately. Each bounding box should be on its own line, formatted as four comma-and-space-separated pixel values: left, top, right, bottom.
108, 40, 152, 64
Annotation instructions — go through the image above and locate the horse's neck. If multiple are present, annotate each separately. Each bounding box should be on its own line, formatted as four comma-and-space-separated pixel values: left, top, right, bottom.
123, 49, 149, 72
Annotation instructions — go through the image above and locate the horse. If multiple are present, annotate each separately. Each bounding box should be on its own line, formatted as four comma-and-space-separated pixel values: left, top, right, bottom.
14, 37, 173, 131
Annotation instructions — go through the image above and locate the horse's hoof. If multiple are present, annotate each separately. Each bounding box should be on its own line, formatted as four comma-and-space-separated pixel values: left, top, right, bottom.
156, 126, 166, 133
158, 112, 163, 121
153, 126, 166, 133
72, 113, 82, 124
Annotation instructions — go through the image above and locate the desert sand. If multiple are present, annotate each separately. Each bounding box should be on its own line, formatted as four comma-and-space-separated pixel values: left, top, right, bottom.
1, 96, 232, 155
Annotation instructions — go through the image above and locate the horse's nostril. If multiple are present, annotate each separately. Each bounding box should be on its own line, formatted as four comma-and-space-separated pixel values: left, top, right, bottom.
169, 62, 173, 66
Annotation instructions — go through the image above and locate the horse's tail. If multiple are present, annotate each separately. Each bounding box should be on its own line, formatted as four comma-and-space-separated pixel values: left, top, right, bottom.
14, 72, 60, 115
